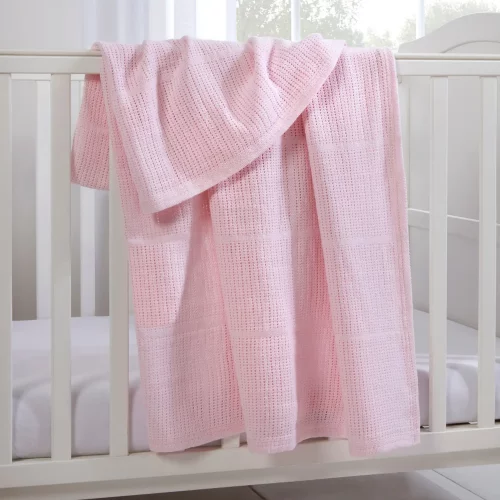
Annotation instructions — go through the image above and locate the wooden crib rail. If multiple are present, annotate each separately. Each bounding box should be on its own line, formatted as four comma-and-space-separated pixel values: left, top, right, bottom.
50, 74, 72, 461
429, 76, 449, 432
478, 77, 498, 428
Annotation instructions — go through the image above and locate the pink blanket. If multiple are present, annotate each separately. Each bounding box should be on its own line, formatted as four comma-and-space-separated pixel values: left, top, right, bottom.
72, 35, 420, 456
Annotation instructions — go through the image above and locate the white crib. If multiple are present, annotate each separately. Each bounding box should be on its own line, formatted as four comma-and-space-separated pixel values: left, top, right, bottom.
1, 16, 500, 500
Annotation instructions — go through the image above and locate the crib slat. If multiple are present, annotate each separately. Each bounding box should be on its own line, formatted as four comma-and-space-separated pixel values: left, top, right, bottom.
51, 74, 72, 461
80, 186, 96, 316
429, 76, 448, 433
78, 81, 97, 317
109, 141, 130, 457
477, 77, 497, 428
36, 80, 51, 319
70, 81, 81, 317
0, 74, 12, 465
291, 0, 301, 41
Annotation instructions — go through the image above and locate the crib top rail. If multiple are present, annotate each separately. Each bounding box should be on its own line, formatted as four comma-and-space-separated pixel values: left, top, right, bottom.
2, 49, 500, 59
2, 50, 500, 76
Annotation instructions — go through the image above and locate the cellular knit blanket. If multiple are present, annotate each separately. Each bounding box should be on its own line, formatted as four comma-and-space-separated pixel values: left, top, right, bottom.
72, 35, 420, 456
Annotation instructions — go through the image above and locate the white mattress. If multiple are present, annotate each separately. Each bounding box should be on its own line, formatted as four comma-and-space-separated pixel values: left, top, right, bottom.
11, 310, 500, 459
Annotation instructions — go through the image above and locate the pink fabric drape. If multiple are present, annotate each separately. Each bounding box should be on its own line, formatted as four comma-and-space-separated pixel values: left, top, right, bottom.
72, 35, 419, 456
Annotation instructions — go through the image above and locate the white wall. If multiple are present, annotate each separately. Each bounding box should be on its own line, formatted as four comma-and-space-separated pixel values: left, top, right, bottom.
0, 0, 84, 50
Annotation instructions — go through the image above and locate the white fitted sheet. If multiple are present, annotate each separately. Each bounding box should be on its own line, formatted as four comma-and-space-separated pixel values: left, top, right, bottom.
413, 310, 500, 427
11, 310, 500, 459
12, 316, 146, 459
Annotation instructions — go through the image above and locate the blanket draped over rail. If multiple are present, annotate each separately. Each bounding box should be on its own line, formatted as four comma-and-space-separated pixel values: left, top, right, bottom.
72, 35, 420, 456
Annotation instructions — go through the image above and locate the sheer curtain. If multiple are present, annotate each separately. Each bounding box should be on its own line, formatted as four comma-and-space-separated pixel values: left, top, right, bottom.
83, 0, 236, 45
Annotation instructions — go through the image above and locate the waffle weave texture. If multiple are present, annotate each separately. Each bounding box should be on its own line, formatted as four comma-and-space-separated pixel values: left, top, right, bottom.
72, 35, 420, 456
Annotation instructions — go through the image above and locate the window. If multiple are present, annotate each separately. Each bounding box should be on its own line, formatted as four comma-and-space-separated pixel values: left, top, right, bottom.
236, 0, 500, 49
237, 0, 291, 40
80, 1, 500, 48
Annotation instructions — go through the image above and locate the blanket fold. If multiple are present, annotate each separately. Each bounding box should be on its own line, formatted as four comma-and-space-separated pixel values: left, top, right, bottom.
72, 34, 420, 456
